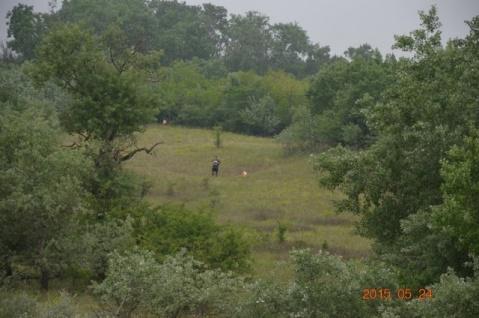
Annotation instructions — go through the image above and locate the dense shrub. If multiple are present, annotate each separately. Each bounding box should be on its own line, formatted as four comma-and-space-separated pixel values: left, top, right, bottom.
380, 263, 479, 318
234, 249, 399, 318
93, 249, 246, 318
133, 205, 252, 273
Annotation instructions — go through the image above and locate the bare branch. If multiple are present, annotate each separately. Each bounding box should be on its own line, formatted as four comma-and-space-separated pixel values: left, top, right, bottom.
62, 141, 82, 149
119, 141, 162, 162
78, 131, 91, 142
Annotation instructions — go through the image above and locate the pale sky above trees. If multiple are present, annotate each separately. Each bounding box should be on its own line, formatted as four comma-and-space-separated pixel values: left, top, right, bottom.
1, 0, 478, 56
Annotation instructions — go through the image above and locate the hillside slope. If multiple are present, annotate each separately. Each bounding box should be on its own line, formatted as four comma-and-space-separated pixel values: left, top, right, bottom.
126, 125, 370, 277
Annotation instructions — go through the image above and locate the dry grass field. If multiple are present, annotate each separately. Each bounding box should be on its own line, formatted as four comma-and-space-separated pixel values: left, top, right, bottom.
126, 125, 371, 279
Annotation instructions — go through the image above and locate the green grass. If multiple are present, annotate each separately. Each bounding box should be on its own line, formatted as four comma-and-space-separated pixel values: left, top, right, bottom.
126, 125, 371, 278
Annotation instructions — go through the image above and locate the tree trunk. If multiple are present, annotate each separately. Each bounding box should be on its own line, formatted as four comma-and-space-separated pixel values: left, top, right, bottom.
40, 267, 49, 291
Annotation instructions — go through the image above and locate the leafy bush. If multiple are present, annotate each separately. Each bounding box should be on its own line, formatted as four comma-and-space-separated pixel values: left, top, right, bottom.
286, 249, 397, 318
235, 249, 399, 318
134, 205, 252, 273
92, 250, 158, 317
93, 249, 246, 318
233, 280, 289, 318
0, 107, 91, 290
239, 95, 281, 136
380, 263, 479, 318
79, 217, 137, 280
275, 105, 324, 154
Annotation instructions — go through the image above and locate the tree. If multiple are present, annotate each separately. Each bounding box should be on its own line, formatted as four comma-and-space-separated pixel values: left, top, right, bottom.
156, 60, 224, 127
6, 4, 47, 60
149, 0, 228, 64
282, 45, 393, 151
57, 0, 157, 53
224, 11, 272, 74
315, 8, 479, 285
29, 24, 161, 215
0, 108, 90, 290
304, 43, 331, 76
218, 71, 267, 132
344, 43, 382, 61
270, 23, 310, 76
262, 70, 309, 128
239, 96, 281, 136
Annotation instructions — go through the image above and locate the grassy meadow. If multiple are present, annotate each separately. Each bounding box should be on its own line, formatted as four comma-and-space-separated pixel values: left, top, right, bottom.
126, 125, 371, 278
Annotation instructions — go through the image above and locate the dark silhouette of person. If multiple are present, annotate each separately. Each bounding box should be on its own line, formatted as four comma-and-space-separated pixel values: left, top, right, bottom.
211, 156, 221, 176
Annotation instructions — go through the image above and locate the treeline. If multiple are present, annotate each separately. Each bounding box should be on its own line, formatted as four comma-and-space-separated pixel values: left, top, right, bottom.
6, 0, 330, 77
5, 0, 400, 139
4, 0, 371, 137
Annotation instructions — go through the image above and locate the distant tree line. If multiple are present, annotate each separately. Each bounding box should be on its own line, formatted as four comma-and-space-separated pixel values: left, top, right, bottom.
6, 0, 331, 77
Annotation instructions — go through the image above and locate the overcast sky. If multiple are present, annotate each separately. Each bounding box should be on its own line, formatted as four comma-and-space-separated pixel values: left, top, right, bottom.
1, 0, 478, 56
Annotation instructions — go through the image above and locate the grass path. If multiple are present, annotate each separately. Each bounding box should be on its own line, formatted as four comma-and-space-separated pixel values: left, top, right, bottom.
126, 125, 370, 278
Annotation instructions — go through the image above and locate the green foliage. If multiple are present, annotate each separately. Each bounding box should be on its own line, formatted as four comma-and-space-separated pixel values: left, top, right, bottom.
218, 70, 308, 135
57, 0, 157, 54
233, 280, 289, 318
150, 1, 228, 64
157, 60, 224, 126
261, 70, 309, 127
276, 222, 287, 243
276, 104, 323, 153
392, 133, 479, 285
130, 205, 251, 273
236, 249, 399, 318
213, 126, 223, 148
239, 96, 281, 136
270, 23, 311, 76
219, 71, 266, 132
314, 8, 479, 286
307, 49, 393, 148
6, 4, 48, 60
380, 263, 479, 318
278, 44, 394, 152
393, 6, 442, 58
31, 24, 157, 141
435, 134, 479, 256
30, 24, 161, 215
0, 107, 90, 289
92, 249, 158, 317
286, 249, 398, 318
93, 249, 246, 318
78, 217, 136, 280
0, 63, 69, 113
224, 11, 272, 74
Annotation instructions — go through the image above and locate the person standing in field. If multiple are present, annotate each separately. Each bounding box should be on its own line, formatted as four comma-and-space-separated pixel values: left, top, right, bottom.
211, 156, 221, 176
